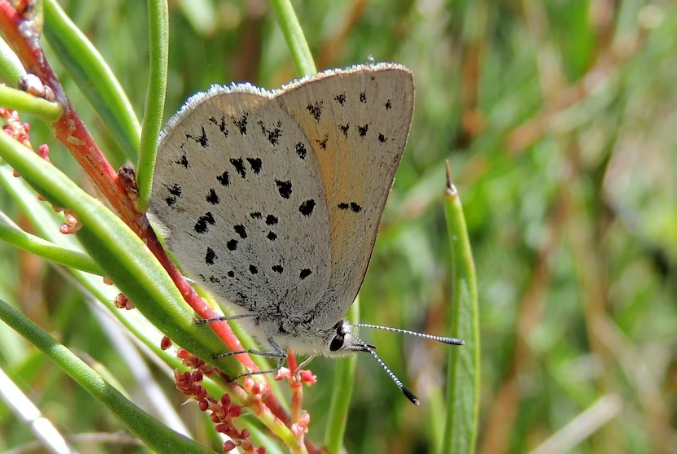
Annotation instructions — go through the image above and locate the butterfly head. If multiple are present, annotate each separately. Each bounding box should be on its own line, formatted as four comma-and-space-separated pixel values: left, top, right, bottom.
322, 320, 374, 357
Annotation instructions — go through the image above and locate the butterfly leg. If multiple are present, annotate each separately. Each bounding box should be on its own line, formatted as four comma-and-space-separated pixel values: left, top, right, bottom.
194, 313, 258, 324
294, 353, 317, 376
217, 337, 288, 381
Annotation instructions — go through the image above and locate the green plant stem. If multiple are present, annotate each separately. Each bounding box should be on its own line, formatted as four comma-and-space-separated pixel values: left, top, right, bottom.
43, 0, 140, 162
441, 162, 480, 454
324, 298, 359, 454
269, 0, 317, 77
137, 0, 169, 213
0, 298, 216, 454
0, 221, 102, 275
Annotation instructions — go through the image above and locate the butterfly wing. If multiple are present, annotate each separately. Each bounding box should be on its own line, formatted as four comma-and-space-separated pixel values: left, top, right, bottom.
277, 64, 415, 330
150, 87, 333, 320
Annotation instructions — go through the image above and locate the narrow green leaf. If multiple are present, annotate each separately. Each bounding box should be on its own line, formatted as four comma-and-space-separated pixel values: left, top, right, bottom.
0, 298, 216, 454
43, 0, 141, 162
137, 0, 169, 213
324, 298, 359, 454
0, 36, 26, 84
0, 131, 245, 380
0, 221, 102, 275
0, 84, 62, 121
269, 0, 317, 77
441, 162, 480, 454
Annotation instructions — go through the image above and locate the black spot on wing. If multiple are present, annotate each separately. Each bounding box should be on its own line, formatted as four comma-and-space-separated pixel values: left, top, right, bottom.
385, 100, 392, 110
316, 135, 328, 150
299, 199, 315, 216
167, 184, 182, 197
227, 239, 238, 251
234, 224, 247, 239
206, 188, 219, 205
250, 211, 262, 219
266, 215, 278, 225
339, 124, 349, 138
227, 270, 235, 277
257, 121, 282, 145
174, 154, 189, 168
217, 171, 230, 186
247, 157, 262, 174
358, 124, 369, 137
272, 264, 283, 273
295, 142, 307, 159
165, 197, 176, 206
232, 113, 248, 135
267, 231, 277, 241
209, 116, 228, 138
205, 247, 217, 265
275, 180, 292, 199
334, 93, 346, 105
337, 202, 362, 213
306, 101, 323, 121
249, 265, 258, 275
360, 92, 366, 103
300, 269, 312, 280
230, 158, 246, 178
212, 115, 228, 137
186, 126, 208, 148
378, 133, 387, 143
194, 212, 215, 234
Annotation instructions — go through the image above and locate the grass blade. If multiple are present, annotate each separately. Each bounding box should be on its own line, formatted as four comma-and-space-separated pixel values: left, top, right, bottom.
441, 162, 480, 454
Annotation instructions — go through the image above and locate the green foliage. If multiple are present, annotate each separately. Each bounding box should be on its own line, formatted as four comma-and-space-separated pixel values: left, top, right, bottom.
0, 1, 676, 454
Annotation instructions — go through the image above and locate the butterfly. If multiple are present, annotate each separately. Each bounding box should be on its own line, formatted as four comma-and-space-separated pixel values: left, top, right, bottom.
149, 63, 463, 404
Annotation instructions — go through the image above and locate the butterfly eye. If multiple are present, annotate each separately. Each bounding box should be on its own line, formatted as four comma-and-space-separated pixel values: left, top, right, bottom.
329, 333, 345, 351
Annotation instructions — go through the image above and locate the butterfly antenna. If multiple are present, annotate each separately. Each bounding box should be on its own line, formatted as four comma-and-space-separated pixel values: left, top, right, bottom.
350, 332, 420, 405
353, 324, 465, 346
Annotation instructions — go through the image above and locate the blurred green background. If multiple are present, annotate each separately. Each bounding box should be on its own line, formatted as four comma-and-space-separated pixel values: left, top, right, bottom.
1, 1, 676, 453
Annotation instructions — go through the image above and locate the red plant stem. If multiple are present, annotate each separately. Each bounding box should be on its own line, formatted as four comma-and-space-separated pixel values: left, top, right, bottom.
286, 351, 303, 422
0, 0, 298, 428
